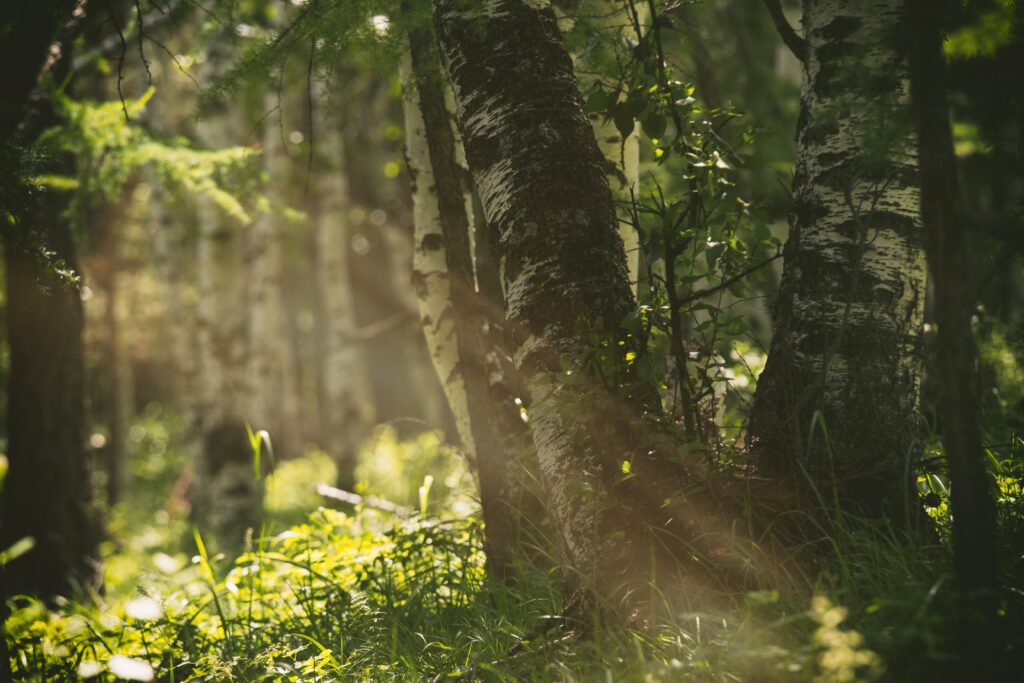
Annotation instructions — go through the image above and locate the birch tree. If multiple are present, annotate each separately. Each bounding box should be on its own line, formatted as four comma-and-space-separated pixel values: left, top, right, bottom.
749, 0, 926, 518
145, 51, 196, 408
191, 37, 261, 552
404, 19, 538, 572
402, 51, 476, 459
246, 51, 302, 459
434, 0, 758, 605
312, 76, 374, 490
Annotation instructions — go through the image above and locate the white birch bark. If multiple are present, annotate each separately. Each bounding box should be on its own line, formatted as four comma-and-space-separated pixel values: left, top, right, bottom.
435, 0, 712, 602
749, 0, 926, 515
313, 76, 374, 490
401, 51, 477, 457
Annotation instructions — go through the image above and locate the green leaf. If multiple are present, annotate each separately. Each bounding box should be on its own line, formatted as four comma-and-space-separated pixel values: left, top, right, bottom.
725, 317, 748, 336
585, 88, 609, 114
613, 106, 635, 138
705, 242, 727, 269
642, 112, 667, 139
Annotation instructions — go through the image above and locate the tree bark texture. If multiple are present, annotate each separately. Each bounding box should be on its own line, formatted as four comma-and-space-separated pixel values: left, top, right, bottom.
433, 0, 760, 605
406, 21, 540, 573
402, 50, 477, 458
191, 38, 261, 553
748, 0, 927, 518
907, 0, 1003, 673
313, 76, 375, 491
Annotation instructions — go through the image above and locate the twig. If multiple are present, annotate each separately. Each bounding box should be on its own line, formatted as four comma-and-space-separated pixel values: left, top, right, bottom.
106, 0, 130, 120
72, 0, 186, 73
349, 310, 417, 341
675, 253, 782, 308
133, 0, 152, 83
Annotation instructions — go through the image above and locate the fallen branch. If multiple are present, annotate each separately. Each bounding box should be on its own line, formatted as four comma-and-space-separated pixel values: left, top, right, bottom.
315, 483, 412, 516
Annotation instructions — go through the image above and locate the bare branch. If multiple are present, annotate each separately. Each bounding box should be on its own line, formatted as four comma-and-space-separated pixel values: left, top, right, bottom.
761, 0, 806, 62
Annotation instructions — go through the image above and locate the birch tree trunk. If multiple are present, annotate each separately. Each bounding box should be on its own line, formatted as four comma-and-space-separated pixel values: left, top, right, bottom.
402, 51, 476, 461
312, 77, 374, 490
192, 39, 261, 553
404, 22, 539, 572
434, 0, 757, 605
748, 0, 926, 518
246, 77, 301, 458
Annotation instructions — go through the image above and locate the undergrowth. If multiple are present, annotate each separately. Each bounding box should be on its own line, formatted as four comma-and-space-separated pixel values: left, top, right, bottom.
4, 411, 1024, 681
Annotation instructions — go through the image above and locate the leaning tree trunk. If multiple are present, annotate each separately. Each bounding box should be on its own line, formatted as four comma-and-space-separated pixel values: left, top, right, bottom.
907, 0, 1002, 674
434, 0, 761, 608
191, 38, 261, 554
312, 76, 374, 490
748, 0, 926, 519
404, 21, 539, 573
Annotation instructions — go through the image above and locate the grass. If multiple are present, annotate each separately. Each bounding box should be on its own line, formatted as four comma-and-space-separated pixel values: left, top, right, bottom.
4, 410, 1023, 681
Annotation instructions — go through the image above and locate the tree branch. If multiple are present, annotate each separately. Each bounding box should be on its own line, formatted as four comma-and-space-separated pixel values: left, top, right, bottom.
675, 253, 782, 309
761, 0, 806, 62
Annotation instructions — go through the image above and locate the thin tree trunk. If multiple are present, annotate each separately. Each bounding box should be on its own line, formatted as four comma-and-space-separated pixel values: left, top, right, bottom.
402, 51, 476, 459
908, 0, 1003, 673
313, 76, 374, 490
748, 0, 927, 519
247, 76, 300, 457
191, 39, 261, 553
144, 50, 196, 408
405, 21, 537, 572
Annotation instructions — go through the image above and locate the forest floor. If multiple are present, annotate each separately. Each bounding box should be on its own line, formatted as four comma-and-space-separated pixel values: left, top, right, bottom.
5, 409, 1024, 682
